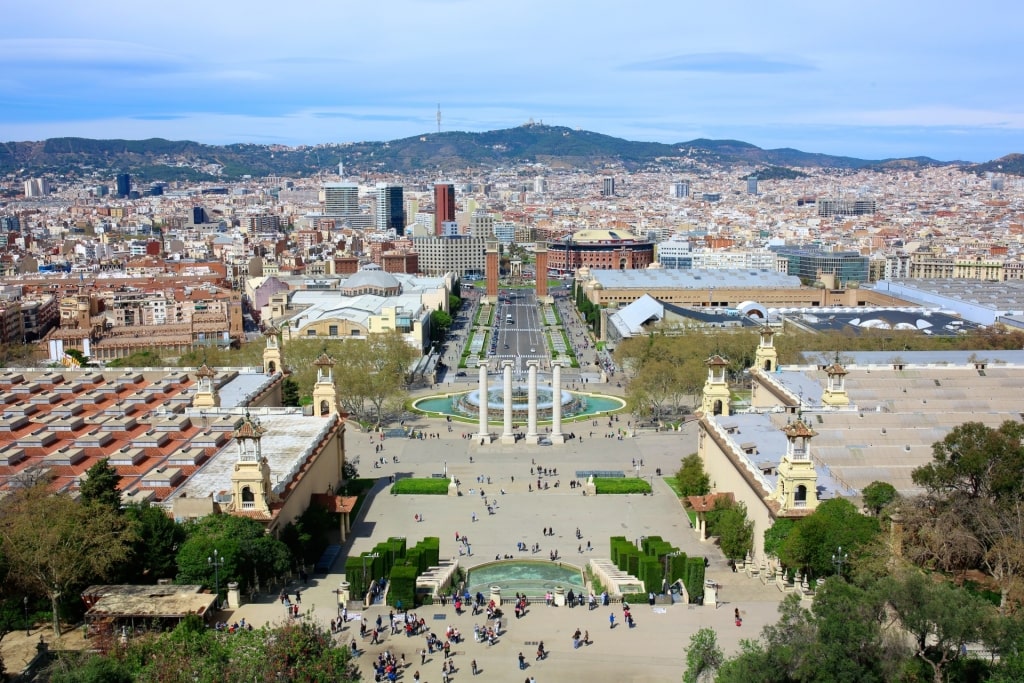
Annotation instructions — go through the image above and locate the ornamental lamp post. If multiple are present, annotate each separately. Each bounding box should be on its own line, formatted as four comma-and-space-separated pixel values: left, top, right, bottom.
208, 549, 226, 609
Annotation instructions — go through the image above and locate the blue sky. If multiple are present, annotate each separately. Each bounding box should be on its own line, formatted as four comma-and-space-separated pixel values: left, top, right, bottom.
2, 0, 1022, 162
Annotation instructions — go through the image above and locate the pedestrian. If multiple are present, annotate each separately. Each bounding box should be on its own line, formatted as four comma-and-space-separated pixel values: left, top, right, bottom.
609, 612, 615, 629
518, 651, 526, 670
471, 659, 479, 675
584, 629, 589, 645
421, 648, 427, 665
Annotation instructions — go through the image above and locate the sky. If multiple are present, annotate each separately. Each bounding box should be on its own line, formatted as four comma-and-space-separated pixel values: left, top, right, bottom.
2, 0, 1023, 163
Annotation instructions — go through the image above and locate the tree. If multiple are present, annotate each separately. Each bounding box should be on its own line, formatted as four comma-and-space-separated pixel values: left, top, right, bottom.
78, 457, 123, 513
175, 515, 291, 595
861, 481, 898, 516
706, 499, 754, 561
912, 420, 1024, 501
430, 309, 453, 344
885, 571, 996, 683
118, 502, 187, 584
777, 498, 880, 579
675, 453, 711, 497
281, 377, 300, 407
683, 627, 724, 683
0, 481, 133, 636
763, 518, 796, 559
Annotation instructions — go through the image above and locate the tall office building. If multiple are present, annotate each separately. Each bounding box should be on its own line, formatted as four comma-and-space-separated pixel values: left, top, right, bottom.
747, 177, 759, 195
116, 173, 131, 198
533, 176, 547, 194
434, 183, 456, 237
323, 182, 359, 215
670, 181, 690, 198
376, 183, 405, 234
602, 177, 615, 197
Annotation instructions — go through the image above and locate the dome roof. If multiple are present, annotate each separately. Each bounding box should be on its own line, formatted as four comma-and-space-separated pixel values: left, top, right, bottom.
343, 268, 401, 291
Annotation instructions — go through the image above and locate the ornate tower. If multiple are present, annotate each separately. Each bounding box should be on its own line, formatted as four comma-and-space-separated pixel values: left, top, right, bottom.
821, 359, 850, 407
534, 242, 549, 298
191, 363, 220, 409
700, 355, 731, 417
485, 240, 500, 303
772, 419, 820, 512
262, 324, 283, 375
230, 412, 277, 514
311, 351, 338, 417
754, 325, 778, 373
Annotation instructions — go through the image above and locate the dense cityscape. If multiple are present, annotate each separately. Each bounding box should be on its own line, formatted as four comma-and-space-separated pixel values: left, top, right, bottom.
1, 125, 1024, 683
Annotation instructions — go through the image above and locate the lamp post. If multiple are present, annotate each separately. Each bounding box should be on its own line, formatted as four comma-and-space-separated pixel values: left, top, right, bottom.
23, 596, 29, 636
208, 549, 225, 608
832, 546, 848, 578
361, 552, 380, 597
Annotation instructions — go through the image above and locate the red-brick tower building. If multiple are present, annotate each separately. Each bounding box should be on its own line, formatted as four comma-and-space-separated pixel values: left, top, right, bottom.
485, 241, 500, 301
534, 242, 549, 298
433, 183, 455, 236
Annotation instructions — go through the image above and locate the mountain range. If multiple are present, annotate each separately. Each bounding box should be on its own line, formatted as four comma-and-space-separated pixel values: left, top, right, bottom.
1, 124, 1018, 183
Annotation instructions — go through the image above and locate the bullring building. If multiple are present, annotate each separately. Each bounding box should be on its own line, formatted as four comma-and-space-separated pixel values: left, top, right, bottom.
548, 230, 654, 274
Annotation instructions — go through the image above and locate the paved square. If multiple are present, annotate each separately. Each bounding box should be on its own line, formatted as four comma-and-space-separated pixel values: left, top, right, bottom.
229, 410, 786, 681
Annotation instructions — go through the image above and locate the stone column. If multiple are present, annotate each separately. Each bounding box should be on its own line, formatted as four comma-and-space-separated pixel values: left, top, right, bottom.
526, 360, 539, 444
501, 360, 516, 444
550, 360, 565, 444
476, 360, 489, 443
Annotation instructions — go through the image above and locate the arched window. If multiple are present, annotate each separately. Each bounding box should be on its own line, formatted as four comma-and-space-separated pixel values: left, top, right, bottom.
267, 360, 276, 373
795, 485, 807, 503
241, 486, 255, 503
320, 400, 331, 416
712, 399, 723, 416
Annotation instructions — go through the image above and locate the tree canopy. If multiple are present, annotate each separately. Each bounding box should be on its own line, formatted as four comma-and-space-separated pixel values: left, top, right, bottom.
0, 481, 133, 635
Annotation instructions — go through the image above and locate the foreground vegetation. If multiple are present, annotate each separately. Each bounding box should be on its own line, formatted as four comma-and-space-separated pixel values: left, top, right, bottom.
676, 418, 1024, 683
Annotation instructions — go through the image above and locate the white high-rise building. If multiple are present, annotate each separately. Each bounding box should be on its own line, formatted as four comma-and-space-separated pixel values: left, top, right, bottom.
24, 178, 50, 197
669, 181, 689, 198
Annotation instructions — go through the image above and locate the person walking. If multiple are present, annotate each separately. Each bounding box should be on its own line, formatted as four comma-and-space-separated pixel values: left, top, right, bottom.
609, 612, 616, 629
518, 652, 526, 670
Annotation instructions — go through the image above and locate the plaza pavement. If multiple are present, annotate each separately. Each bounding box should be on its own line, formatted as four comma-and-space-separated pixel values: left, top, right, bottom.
226, 403, 787, 682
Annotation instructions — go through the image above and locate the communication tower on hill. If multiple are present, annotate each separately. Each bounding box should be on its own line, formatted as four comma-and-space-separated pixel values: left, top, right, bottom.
437, 103, 441, 133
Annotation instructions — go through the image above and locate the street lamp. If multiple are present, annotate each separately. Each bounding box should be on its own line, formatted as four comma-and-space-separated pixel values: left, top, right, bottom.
208, 549, 225, 608
361, 552, 380, 596
23, 596, 29, 636
832, 546, 848, 577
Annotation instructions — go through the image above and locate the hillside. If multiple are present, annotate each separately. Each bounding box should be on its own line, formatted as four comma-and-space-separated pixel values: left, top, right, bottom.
0, 124, 979, 182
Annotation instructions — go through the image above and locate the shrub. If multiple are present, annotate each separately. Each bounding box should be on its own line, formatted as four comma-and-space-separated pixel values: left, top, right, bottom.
388, 563, 418, 608
594, 478, 652, 495
391, 478, 450, 495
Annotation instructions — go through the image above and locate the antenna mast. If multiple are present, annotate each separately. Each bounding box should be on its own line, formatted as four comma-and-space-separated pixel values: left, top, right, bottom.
436, 103, 441, 133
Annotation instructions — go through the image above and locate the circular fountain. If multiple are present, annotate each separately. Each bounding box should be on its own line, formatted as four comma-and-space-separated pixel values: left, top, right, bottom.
412, 385, 624, 421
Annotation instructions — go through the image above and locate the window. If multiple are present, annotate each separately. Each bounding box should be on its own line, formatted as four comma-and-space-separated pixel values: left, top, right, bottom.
307, 329, 317, 336
328, 325, 338, 336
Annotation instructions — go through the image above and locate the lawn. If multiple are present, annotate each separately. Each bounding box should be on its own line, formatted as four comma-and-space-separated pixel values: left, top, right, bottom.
594, 478, 652, 494
391, 478, 450, 495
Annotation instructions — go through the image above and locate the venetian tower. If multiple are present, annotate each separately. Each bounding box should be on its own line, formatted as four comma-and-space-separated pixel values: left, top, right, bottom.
700, 354, 731, 417
821, 357, 850, 407
754, 325, 778, 373
192, 363, 220, 409
311, 351, 339, 417
772, 419, 820, 512
262, 324, 283, 375
229, 412, 277, 515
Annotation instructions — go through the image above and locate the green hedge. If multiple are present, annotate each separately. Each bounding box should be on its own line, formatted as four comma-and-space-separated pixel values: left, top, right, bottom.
594, 478, 652, 494
682, 557, 706, 604
419, 537, 440, 567
391, 478, 450, 495
388, 564, 418, 608
639, 556, 662, 595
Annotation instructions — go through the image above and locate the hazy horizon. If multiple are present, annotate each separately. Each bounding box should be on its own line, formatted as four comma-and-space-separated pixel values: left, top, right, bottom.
4, 0, 1023, 163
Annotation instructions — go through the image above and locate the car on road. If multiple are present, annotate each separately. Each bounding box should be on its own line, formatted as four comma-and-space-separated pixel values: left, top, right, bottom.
504, 344, 509, 349
456, 371, 467, 377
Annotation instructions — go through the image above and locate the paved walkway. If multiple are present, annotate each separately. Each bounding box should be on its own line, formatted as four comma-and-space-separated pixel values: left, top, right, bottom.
225, 416, 787, 682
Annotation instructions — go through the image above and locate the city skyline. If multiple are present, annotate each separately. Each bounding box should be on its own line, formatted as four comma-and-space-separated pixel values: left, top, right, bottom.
3, 0, 1023, 163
